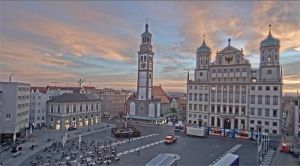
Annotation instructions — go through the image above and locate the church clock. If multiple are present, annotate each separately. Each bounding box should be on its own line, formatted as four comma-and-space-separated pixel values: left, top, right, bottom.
141, 62, 146, 69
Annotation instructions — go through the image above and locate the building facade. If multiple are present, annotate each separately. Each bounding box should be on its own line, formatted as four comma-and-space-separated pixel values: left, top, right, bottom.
29, 87, 52, 128
46, 93, 101, 130
0, 82, 30, 142
187, 26, 282, 134
87, 88, 131, 117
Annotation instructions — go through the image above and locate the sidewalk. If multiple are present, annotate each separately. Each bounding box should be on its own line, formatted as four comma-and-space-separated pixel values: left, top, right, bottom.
2, 123, 115, 166
272, 136, 299, 166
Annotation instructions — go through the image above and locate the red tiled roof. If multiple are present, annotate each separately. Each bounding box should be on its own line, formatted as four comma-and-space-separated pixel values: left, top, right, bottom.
152, 86, 171, 104
46, 86, 95, 93
31, 87, 48, 93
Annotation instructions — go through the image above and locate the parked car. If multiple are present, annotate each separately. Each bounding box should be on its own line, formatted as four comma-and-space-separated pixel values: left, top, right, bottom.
68, 127, 77, 131
11, 145, 22, 153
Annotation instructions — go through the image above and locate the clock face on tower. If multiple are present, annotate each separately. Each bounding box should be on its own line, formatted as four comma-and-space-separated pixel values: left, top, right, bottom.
141, 62, 146, 69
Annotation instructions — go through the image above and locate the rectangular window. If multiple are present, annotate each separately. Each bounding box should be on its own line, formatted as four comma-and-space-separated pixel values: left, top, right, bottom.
251, 86, 255, 91
272, 130, 277, 134
266, 86, 270, 91
267, 70, 272, 75
251, 95, 255, 104
265, 96, 270, 105
194, 93, 197, 101
194, 85, 198, 90
250, 108, 255, 115
211, 117, 215, 126
189, 93, 192, 101
199, 105, 202, 111
273, 86, 278, 91
273, 96, 278, 105
258, 86, 262, 91
6, 114, 11, 119
273, 109, 278, 117
194, 104, 197, 111
204, 105, 208, 112
199, 94, 203, 101
257, 121, 262, 125
258, 95, 262, 104
189, 104, 192, 110
204, 94, 208, 102
189, 114, 192, 118
265, 121, 269, 125
250, 120, 254, 124
211, 105, 215, 113
241, 107, 246, 115
235, 106, 239, 115
265, 109, 270, 117
217, 105, 221, 113
272, 122, 277, 126
258, 108, 262, 116
241, 93, 246, 104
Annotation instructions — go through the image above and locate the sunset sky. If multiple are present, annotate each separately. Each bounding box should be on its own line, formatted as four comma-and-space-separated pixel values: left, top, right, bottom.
1, 1, 299, 94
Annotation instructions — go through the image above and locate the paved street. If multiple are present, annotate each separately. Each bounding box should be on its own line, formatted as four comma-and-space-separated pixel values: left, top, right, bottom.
17, 120, 263, 166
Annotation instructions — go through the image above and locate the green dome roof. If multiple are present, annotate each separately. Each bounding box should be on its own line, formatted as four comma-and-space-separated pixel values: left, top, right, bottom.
196, 41, 211, 54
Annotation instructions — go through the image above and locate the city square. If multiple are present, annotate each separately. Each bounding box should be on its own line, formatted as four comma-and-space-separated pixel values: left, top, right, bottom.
16, 120, 277, 166
1, 1, 300, 166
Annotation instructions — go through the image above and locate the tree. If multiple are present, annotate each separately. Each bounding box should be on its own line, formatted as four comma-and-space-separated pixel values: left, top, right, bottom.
170, 108, 177, 115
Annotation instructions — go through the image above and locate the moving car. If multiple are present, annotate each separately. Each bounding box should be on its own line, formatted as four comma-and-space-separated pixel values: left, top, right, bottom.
164, 135, 177, 144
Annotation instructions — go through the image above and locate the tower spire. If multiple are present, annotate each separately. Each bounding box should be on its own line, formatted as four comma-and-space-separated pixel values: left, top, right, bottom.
187, 70, 190, 81
269, 24, 272, 36
203, 34, 206, 45
145, 18, 149, 32
228, 38, 231, 46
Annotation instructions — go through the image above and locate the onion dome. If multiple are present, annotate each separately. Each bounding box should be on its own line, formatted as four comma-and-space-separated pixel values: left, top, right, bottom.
196, 35, 211, 54
260, 25, 280, 48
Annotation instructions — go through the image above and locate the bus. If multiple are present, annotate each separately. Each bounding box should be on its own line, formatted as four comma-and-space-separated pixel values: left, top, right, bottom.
213, 153, 239, 166
146, 153, 180, 166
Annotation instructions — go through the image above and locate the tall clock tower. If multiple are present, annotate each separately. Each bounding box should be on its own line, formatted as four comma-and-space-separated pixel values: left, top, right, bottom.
137, 23, 154, 100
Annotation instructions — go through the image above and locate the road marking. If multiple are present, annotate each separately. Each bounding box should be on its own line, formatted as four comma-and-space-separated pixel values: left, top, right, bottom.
117, 138, 170, 157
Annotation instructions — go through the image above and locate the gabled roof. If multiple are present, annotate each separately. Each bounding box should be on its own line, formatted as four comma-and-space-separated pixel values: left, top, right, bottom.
152, 86, 171, 104
48, 93, 100, 103
219, 45, 241, 53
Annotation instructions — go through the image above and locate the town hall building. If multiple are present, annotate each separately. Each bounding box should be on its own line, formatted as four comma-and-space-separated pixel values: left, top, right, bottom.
187, 25, 282, 134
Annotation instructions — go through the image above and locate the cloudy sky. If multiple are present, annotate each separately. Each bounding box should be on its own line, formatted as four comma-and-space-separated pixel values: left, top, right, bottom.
1, 1, 299, 94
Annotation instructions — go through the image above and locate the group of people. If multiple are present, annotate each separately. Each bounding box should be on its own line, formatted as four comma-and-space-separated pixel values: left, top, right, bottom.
29, 136, 121, 166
